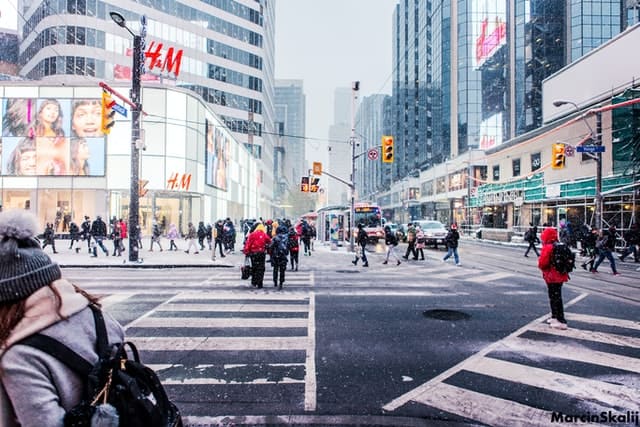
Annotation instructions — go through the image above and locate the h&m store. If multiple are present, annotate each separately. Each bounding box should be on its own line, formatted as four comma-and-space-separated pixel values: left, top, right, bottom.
0, 83, 260, 234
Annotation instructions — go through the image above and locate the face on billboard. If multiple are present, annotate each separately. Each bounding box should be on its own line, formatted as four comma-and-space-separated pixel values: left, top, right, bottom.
1, 97, 106, 176
71, 100, 103, 137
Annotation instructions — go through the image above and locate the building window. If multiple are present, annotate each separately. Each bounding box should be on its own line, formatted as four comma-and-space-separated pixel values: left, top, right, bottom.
531, 152, 541, 171
512, 158, 521, 177
492, 165, 500, 181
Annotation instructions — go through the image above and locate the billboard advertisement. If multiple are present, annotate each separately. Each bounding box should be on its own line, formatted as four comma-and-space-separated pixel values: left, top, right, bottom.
205, 118, 229, 191
1, 98, 106, 176
474, 0, 507, 69
479, 112, 503, 149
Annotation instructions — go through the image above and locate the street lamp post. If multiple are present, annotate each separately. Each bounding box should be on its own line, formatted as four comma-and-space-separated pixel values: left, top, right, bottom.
349, 81, 360, 253
552, 100, 602, 229
110, 12, 145, 262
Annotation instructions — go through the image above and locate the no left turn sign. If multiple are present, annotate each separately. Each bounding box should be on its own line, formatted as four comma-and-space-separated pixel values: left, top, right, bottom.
367, 148, 379, 161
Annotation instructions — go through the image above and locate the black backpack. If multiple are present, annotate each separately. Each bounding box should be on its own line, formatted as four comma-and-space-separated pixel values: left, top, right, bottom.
18, 306, 182, 427
271, 235, 289, 259
551, 242, 576, 274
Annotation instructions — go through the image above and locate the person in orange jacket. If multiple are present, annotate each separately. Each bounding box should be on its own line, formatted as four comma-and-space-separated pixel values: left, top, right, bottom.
243, 223, 271, 288
538, 227, 570, 330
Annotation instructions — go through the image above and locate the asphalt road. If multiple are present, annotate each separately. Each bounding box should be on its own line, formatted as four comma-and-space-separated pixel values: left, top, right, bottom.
60, 240, 640, 426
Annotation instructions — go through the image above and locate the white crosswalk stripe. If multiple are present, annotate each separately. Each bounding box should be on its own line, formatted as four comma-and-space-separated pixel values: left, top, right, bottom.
383, 300, 640, 424
124, 291, 318, 413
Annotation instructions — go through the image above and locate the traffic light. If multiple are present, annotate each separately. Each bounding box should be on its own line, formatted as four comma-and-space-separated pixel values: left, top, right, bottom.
551, 143, 566, 169
101, 90, 116, 135
382, 135, 394, 163
300, 176, 310, 192
310, 177, 320, 193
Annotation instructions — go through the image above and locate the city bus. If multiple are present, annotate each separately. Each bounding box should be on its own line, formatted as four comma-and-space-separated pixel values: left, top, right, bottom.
343, 203, 385, 243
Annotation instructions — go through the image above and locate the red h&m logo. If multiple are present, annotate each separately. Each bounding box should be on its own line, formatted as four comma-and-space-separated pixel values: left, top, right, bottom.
167, 173, 192, 191
145, 41, 183, 77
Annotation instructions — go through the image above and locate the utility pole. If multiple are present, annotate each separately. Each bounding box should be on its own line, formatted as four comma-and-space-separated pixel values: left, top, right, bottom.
595, 111, 603, 230
350, 81, 360, 253
110, 11, 146, 263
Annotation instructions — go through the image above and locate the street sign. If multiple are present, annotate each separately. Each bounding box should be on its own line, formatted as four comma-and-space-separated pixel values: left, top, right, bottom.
112, 103, 128, 117
576, 145, 605, 153
367, 148, 379, 161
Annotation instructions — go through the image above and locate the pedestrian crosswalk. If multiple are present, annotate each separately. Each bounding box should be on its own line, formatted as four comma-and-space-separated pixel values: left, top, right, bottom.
122, 291, 317, 419
383, 295, 640, 426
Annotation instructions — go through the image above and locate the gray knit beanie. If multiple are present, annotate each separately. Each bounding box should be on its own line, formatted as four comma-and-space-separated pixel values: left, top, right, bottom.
0, 209, 62, 302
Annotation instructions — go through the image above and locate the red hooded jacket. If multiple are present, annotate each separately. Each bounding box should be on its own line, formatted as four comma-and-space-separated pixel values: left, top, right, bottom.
538, 227, 570, 284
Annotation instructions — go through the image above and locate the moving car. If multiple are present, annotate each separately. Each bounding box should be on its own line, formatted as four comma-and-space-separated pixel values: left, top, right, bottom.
385, 223, 404, 242
414, 220, 448, 248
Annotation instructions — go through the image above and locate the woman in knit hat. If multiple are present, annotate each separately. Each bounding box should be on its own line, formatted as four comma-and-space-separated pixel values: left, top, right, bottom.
0, 209, 125, 426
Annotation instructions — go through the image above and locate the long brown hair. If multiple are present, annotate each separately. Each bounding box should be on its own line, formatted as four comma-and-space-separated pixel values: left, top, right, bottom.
0, 284, 100, 349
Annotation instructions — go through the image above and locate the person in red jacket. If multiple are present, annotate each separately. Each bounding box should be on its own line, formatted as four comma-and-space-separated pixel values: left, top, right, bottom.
243, 222, 271, 288
538, 227, 570, 330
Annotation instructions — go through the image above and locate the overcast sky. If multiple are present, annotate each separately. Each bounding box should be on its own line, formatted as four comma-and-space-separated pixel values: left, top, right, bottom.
274, 0, 398, 145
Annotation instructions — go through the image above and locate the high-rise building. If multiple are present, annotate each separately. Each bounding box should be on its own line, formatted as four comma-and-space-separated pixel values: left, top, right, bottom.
354, 94, 391, 201
392, 0, 432, 180
274, 79, 306, 188
15, 0, 276, 211
328, 87, 355, 206
394, 0, 637, 181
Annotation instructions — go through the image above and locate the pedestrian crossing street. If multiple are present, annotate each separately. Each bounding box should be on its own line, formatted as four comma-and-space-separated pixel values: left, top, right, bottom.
104, 291, 317, 419
383, 294, 640, 426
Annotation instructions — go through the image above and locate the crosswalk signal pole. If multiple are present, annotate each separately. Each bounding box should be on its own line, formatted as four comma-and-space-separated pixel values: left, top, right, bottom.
349, 81, 360, 253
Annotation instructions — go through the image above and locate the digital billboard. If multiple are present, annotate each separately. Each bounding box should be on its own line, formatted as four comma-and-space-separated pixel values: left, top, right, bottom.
1, 97, 106, 176
474, 0, 507, 69
205, 118, 229, 191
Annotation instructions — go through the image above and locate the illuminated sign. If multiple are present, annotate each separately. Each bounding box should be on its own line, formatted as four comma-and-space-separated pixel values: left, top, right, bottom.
1, 97, 106, 176
204, 119, 229, 191
479, 112, 503, 149
473, 0, 507, 69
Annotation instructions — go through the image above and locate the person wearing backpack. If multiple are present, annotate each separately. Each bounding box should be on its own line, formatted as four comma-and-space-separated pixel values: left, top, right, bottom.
382, 225, 401, 265
288, 228, 300, 271
523, 223, 540, 257
0, 209, 125, 426
269, 225, 290, 290
591, 226, 620, 276
243, 222, 271, 288
352, 223, 369, 267
538, 227, 571, 330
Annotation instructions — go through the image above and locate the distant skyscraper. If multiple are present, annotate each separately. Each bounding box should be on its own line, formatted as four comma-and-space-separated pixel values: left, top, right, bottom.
328, 87, 358, 206
274, 79, 306, 189
355, 94, 392, 200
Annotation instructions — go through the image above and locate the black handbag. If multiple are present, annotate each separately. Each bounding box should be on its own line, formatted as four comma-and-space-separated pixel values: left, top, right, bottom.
241, 256, 252, 280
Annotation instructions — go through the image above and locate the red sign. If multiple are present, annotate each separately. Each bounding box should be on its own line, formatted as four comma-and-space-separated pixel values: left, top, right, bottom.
167, 173, 192, 191
367, 148, 379, 160
114, 41, 184, 80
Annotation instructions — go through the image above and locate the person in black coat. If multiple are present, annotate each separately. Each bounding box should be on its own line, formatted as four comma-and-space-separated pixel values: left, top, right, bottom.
90, 215, 109, 257
68, 221, 80, 251
41, 223, 58, 253
442, 223, 461, 266
523, 223, 540, 257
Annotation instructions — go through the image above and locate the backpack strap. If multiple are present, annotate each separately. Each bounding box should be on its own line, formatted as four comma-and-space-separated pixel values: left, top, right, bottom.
15, 304, 110, 376
18, 333, 93, 377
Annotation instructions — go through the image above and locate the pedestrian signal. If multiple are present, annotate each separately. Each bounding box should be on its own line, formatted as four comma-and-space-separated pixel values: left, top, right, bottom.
310, 177, 320, 193
382, 136, 394, 163
552, 143, 566, 169
300, 176, 310, 192
101, 90, 116, 135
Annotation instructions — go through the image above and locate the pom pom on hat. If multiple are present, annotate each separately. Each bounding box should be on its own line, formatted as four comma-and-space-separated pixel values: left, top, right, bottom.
0, 209, 61, 302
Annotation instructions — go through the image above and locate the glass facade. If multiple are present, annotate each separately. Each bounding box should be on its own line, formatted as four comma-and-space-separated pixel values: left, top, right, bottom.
430, 1, 451, 166
570, 0, 622, 62
513, 0, 566, 136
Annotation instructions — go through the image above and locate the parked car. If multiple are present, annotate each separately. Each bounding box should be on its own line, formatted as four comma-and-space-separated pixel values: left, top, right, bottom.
414, 220, 448, 248
396, 223, 408, 242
